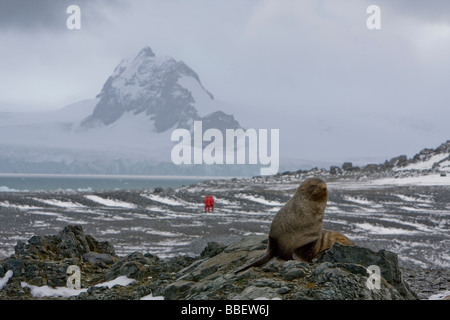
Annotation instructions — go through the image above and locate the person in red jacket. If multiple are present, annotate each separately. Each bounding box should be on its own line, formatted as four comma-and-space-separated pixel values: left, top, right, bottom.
204, 194, 211, 213
209, 195, 215, 212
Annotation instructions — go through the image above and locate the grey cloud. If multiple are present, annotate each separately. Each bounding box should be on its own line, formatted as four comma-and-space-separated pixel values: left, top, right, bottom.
0, 0, 448, 162
0, 0, 125, 31
379, 0, 450, 22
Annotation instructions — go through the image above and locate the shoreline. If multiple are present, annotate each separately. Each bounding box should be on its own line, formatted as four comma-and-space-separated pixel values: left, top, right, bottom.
0, 173, 236, 181
0, 174, 236, 193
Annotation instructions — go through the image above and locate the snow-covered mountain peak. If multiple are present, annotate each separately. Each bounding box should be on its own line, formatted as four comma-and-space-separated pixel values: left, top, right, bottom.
135, 46, 156, 59
82, 46, 220, 132
0, 46, 248, 175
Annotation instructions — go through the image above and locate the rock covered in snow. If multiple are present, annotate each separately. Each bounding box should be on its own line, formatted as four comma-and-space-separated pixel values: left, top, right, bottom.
388, 140, 450, 173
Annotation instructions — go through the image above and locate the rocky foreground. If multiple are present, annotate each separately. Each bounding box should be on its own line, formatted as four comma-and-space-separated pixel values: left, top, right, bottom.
0, 225, 424, 300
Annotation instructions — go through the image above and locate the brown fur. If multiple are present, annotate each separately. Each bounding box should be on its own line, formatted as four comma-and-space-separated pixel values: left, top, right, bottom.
236, 178, 328, 273
290, 230, 355, 262
311, 230, 355, 257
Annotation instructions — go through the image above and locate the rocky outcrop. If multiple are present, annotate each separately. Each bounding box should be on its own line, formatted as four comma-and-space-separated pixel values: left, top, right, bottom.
14, 225, 116, 262
161, 235, 417, 300
0, 225, 418, 300
322, 140, 450, 176
0, 225, 116, 291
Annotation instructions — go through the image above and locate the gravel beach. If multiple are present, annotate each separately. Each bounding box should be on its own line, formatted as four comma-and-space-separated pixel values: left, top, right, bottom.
1, 172, 449, 299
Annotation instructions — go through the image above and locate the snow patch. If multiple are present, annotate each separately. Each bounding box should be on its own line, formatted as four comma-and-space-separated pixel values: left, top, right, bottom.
343, 196, 374, 206
438, 160, 450, 171
354, 222, 419, 235
99, 228, 121, 235
212, 197, 241, 206
140, 293, 165, 300
394, 194, 433, 203
146, 205, 168, 213
0, 201, 40, 210
0, 270, 13, 290
94, 275, 135, 289
177, 75, 218, 117
428, 290, 450, 300
142, 193, 184, 206
31, 211, 63, 217
20, 275, 135, 298
85, 195, 137, 208
33, 198, 85, 208
398, 206, 426, 212
129, 226, 181, 237
21, 282, 88, 298
395, 153, 449, 171
370, 174, 450, 186
237, 193, 283, 206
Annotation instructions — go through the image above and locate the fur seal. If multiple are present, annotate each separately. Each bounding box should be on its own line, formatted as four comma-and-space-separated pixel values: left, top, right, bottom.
236, 178, 328, 273
311, 230, 355, 258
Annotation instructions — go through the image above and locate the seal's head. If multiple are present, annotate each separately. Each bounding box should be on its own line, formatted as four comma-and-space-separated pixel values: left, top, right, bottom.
298, 178, 328, 202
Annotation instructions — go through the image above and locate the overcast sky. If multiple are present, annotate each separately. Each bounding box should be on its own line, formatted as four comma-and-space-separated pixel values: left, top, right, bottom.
1, 0, 449, 164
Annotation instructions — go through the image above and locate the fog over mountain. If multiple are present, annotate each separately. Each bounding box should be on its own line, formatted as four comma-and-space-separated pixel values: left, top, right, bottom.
0, 47, 267, 176
0, 1, 449, 174
80, 47, 239, 133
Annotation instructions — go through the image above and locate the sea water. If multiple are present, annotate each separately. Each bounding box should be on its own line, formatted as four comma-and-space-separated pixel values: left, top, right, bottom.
0, 174, 221, 192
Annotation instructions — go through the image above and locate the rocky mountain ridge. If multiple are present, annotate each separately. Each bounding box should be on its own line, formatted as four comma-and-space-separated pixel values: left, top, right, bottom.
81, 46, 240, 134
307, 140, 450, 178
